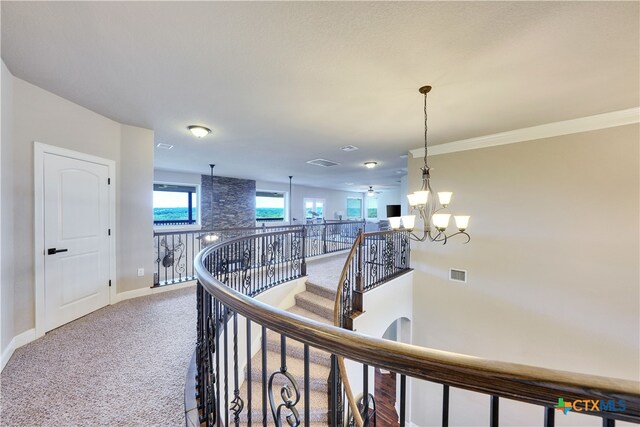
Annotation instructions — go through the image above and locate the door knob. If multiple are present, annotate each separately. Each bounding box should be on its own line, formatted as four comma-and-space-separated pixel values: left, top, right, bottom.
47, 248, 68, 255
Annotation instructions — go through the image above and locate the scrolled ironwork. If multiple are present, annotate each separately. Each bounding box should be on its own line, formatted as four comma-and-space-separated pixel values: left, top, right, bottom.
230, 391, 244, 423
268, 368, 301, 427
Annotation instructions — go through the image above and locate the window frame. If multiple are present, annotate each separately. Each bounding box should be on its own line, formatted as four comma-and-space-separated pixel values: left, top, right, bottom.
153, 181, 201, 230
255, 190, 287, 222
366, 196, 378, 219
303, 198, 326, 221
346, 197, 363, 220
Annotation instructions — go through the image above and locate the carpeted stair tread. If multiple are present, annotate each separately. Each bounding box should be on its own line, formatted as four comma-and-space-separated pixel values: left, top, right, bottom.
265, 330, 332, 367
236, 380, 329, 423
305, 281, 337, 300
286, 304, 333, 325
294, 291, 334, 320
247, 350, 330, 391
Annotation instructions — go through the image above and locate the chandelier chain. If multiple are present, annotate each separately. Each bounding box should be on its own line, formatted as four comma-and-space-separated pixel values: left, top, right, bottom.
423, 90, 428, 167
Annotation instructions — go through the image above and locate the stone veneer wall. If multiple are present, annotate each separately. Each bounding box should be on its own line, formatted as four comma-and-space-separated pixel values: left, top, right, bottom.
201, 175, 256, 229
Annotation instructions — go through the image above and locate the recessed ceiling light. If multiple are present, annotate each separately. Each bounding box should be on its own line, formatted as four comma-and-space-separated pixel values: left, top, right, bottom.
399, 154, 408, 159
188, 125, 212, 138
364, 161, 378, 169
340, 145, 359, 151
156, 143, 173, 150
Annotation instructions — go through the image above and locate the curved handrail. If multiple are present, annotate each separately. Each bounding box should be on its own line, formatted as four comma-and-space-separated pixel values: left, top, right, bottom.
195, 239, 640, 423
333, 232, 365, 426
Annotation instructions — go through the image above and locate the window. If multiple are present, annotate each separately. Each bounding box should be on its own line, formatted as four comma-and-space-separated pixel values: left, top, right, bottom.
256, 191, 286, 221
367, 197, 378, 219
346, 198, 362, 219
153, 183, 198, 225
304, 198, 324, 220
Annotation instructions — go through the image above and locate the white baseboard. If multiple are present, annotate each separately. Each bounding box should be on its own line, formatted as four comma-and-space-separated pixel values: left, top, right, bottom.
1, 328, 36, 372
113, 280, 196, 304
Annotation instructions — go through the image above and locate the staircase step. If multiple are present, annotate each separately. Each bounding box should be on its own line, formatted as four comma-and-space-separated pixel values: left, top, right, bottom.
247, 350, 330, 391
305, 281, 337, 300
294, 291, 334, 320
265, 330, 331, 367
236, 381, 329, 423
287, 305, 333, 326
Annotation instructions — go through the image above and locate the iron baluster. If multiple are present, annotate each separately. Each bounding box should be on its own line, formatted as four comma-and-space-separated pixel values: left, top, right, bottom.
247, 319, 252, 426
400, 375, 406, 427
231, 312, 244, 425
442, 384, 449, 427
490, 395, 499, 427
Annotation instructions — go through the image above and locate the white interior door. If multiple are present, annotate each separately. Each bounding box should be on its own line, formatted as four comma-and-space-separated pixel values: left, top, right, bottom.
43, 153, 110, 332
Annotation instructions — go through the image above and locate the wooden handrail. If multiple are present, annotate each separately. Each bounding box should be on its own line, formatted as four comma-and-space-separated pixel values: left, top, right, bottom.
195, 242, 640, 423
333, 231, 365, 426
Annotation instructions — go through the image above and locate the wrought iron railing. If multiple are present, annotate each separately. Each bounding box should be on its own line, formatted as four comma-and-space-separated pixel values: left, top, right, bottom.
192, 227, 640, 427
335, 230, 411, 331
154, 220, 364, 286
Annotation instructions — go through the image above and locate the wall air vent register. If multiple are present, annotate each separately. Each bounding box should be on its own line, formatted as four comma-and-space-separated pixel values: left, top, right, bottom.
449, 268, 467, 283
306, 158, 341, 167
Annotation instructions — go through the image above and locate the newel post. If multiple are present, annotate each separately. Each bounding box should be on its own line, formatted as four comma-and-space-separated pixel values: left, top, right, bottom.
301, 225, 307, 276
352, 229, 364, 314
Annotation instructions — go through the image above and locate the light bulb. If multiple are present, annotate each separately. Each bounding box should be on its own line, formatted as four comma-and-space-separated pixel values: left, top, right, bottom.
407, 193, 419, 207
432, 213, 451, 231
388, 217, 402, 230
401, 215, 416, 231
413, 191, 429, 205
438, 192, 452, 206
454, 215, 470, 231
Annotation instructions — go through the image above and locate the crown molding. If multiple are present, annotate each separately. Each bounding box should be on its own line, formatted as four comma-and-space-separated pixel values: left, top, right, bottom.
409, 107, 640, 158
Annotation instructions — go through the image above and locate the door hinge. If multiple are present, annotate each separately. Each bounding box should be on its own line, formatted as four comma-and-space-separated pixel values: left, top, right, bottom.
108, 178, 111, 185
108, 229, 111, 236
109, 280, 112, 287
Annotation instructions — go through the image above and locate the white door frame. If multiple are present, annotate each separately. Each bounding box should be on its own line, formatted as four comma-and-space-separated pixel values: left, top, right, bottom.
34, 142, 117, 338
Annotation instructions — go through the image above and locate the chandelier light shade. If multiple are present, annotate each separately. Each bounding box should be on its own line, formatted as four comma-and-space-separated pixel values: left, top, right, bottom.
367, 186, 375, 197
389, 85, 470, 244
188, 125, 212, 138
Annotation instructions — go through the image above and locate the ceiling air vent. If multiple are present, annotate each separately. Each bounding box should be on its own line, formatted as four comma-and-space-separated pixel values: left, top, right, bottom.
449, 268, 467, 283
306, 158, 341, 167
340, 145, 359, 151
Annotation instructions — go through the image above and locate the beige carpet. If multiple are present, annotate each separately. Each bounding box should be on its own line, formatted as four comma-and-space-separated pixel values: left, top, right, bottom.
305, 253, 349, 292
0, 254, 349, 427
0, 287, 196, 427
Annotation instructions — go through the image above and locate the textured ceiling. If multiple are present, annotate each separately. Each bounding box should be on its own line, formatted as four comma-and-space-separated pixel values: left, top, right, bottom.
2, 1, 638, 191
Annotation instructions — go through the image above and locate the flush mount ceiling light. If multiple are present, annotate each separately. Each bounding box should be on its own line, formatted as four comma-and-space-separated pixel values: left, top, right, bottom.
188, 125, 212, 138
389, 85, 470, 244
364, 161, 377, 169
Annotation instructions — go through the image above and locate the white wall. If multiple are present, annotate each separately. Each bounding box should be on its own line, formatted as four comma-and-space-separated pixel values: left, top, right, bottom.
0, 60, 13, 354
1, 66, 155, 363
408, 124, 639, 426
118, 125, 155, 292
345, 272, 414, 408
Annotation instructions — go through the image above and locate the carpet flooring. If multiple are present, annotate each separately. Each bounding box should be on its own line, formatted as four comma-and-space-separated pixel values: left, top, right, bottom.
0, 253, 350, 427
0, 287, 196, 427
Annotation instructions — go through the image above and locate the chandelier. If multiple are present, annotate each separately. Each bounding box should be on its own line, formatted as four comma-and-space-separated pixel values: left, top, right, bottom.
389, 85, 470, 244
